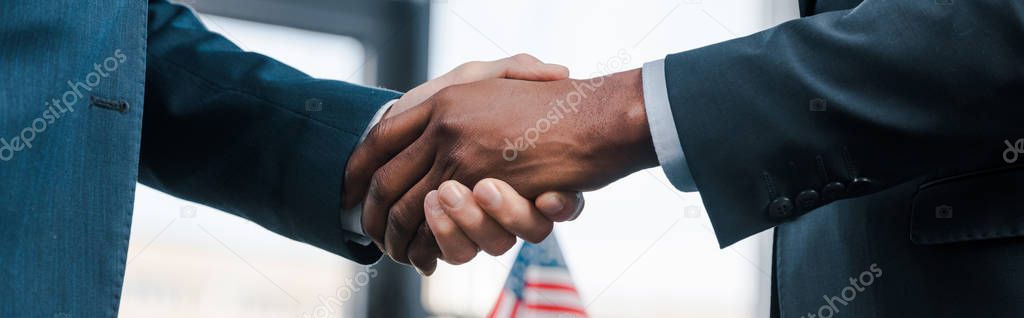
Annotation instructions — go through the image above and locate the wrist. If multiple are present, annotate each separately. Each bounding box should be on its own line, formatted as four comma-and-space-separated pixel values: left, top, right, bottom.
580, 69, 658, 175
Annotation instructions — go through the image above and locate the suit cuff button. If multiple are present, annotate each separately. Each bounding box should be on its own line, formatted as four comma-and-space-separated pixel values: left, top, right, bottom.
848, 177, 874, 195
768, 197, 794, 219
822, 181, 846, 201
796, 189, 820, 211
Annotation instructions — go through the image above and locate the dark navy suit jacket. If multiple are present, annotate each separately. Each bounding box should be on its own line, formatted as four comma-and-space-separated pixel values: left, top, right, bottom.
1, 1, 392, 316
665, 0, 1024, 316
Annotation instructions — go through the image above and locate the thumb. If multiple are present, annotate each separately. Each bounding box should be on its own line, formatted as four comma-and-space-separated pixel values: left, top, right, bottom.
535, 192, 584, 222
389, 54, 569, 117
500, 53, 570, 81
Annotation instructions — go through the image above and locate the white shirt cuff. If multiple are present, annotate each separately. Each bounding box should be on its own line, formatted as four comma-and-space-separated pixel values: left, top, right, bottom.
340, 99, 397, 244
642, 59, 698, 192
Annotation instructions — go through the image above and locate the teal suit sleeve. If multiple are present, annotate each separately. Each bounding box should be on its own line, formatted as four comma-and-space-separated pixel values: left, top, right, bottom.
665, 0, 1024, 247
138, 0, 398, 264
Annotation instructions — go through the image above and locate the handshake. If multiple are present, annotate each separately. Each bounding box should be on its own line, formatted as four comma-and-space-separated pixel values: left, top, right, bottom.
341, 54, 659, 274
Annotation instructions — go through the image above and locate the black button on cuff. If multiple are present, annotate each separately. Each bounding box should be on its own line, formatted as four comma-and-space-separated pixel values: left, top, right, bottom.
796, 190, 820, 211
822, 182, 846, 201
848, 177, 874, 195
768, 197, 794, 219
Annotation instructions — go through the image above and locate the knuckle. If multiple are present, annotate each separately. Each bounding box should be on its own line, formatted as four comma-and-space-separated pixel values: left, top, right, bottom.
524, 222, 553, 244
492, 205, 521, 227
385, 233, 412, 264
343, 167, 359, 190
484, 235, 517, 256
428, 217, 450, 235
486, 203, 524, 229
407, 241, 432, 260
410, 254, 431, 267
417, 223, 436, 243
494, 216, 520, 234
444, 148, 467, 165
387, 207, 416, 235
495, 235, 517, 255
512, 53, 535, 64
389, 252, 410, 265
445, 258, 467, 266
460, 61, 484, 73
409, 241, 440, 266
450, 62, 481, 82
364, 120, 391, 148
433, 117, 465, 138
431, 86, 458, 106
446, 70, 466, 84
412, 258, 437, 274
448, 250, 476, 265
362, 217, 384, 243
367, 170, 392, 203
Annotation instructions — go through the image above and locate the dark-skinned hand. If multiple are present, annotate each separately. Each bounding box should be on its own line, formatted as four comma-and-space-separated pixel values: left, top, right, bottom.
345, 68, 657, 274
342, 54, 585, 274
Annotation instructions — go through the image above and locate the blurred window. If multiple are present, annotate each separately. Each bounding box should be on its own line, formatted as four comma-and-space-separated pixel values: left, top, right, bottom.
120, 14, 367, 318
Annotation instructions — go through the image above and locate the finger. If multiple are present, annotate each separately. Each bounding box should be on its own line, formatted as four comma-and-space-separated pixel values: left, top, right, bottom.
343, 103, 433, 209
473, 178, 553, 243
407, 222, 440, 276
389, 54, 569, 116
438, 181, 517, 256
424, 190, 480, 265
498, 53, 570, 81
394, 83, 451, 116
381, 166, 441, 263
359, 139, 435, 251
535, 191, 585, 222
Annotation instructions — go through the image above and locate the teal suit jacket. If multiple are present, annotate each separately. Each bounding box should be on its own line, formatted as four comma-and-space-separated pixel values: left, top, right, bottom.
0, 1, 392, 316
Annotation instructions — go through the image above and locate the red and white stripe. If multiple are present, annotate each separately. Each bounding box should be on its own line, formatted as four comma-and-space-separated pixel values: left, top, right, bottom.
490, 290, 519, 318
489, 267, 587, 318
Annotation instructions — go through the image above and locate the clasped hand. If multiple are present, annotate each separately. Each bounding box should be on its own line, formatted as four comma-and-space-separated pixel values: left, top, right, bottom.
343, 54, 657, 274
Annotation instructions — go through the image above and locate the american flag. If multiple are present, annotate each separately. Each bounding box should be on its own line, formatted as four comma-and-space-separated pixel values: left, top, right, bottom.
488, 235, 587, 318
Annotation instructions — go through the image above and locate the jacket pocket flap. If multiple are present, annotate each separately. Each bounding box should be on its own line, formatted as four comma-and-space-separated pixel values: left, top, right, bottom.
911, 166, 1024, 244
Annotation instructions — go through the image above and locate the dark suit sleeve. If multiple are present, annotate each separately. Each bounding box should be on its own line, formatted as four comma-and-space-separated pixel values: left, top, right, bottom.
665, 0, 1024, 247
138, 0, 398, 264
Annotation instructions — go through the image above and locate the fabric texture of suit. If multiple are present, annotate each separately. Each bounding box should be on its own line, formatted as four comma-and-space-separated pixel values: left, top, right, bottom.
663, 0, 1024, 316
0, 1, 393, 316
